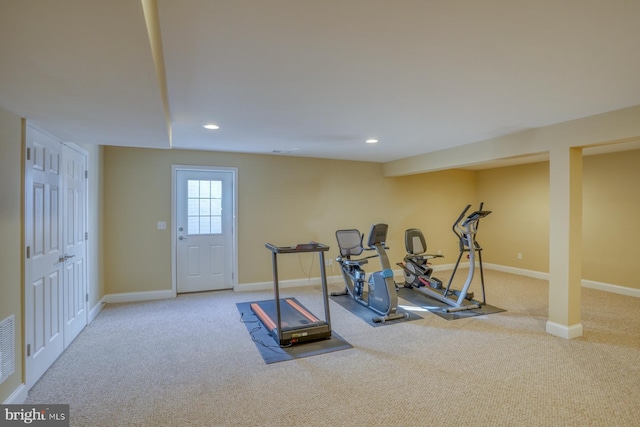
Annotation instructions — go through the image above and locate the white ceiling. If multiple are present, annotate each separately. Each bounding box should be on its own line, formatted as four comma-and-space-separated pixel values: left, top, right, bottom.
1, 0, 639, 163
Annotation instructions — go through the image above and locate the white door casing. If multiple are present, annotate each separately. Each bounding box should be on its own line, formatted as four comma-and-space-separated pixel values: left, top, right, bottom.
174, 167, 236, 293
24, 125, 88, 388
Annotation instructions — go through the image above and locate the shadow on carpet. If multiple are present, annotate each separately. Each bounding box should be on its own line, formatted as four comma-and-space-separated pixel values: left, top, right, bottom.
397, 287, 506, 320
236, 301, 352, 364
330, 293, 422, 326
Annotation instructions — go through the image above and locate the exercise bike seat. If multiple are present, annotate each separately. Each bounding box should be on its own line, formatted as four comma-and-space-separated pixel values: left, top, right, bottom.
335, 229, 379, 265
336, 229, 365, 256
404, 228, 443, 260
405, 228, 426, 255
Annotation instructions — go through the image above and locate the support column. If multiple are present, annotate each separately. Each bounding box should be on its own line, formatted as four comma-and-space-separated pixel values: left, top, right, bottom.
547, 146, 583, 339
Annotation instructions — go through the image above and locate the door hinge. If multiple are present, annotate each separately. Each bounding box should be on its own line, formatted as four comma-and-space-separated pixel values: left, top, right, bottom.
86, 293, 89, 302
27, 344, 31, 357
26, 147, 31, 161
85, 232, 88, 241
85, 170, 88, 179
26, 246, 30, 259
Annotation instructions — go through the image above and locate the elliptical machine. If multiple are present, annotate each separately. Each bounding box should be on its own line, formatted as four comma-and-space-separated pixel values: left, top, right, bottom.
332, 224, 407, 323
399, 204, 491, 312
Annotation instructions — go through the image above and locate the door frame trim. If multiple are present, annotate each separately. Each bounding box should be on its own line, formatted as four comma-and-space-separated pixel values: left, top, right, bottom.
171, 165, 238, 295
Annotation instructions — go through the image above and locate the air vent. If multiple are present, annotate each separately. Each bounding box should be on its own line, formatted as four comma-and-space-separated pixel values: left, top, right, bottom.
0, 315, 15, 384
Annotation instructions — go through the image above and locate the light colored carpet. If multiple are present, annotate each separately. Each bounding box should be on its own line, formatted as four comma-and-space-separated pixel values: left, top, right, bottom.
25, 269, 640, 426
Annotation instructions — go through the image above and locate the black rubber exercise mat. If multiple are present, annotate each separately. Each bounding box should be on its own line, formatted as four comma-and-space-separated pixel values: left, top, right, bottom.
397, 287, 505, 320
330, 293, 422, 327
236, 300, 352, 364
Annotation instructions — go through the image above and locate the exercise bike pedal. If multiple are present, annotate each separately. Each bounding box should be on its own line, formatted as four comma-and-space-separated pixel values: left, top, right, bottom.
428, 278, 443, 289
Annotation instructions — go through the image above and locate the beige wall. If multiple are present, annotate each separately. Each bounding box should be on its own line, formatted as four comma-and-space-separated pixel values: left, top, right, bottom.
103, 147, 477, 292
477, 162, 550, 272
476, 150, 640, 290
583, 149, 640, 288
0, 107, 23, 403
388, 168, 478, 267
104, 145, 640, 294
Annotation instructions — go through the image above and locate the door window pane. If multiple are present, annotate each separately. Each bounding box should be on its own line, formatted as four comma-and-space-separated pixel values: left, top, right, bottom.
188, 199, 199, 216
199, 216, 211, 234
211, 198, 222, 214
199, 180, 211, 198
187, 179, 223, 235
188, 180, 200, 198
211, 216, 221, 234
188, 216, 200, 234
200, 199, 211, 216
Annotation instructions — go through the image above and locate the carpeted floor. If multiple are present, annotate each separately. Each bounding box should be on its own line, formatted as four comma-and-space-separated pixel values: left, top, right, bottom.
24, 269, 640, 426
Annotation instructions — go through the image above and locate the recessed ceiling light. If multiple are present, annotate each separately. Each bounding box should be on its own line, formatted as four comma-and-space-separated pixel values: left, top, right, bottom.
366, 139, 378, 144
203, 124, 219, 130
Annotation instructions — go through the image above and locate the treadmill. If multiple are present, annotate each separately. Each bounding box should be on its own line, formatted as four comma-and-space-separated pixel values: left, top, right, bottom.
251, 242, 332, 346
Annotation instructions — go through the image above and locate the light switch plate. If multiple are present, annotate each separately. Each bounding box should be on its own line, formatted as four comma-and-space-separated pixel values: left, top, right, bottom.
157, 221, 167, 230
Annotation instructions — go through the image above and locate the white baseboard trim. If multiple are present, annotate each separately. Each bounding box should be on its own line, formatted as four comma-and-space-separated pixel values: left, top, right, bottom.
483, 263, 550, 280
102, 265, 638, 300
89, 297, 105, 323
236, 275, 344, 292
484, 263, 639, 297
581, 279, 640, 298
3, 383, 27, 404
546, 321, 583, 339
103, 290, 176, 304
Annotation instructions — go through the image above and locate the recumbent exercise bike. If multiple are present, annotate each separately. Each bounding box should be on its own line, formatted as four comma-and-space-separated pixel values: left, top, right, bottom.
332, 224, 407, 323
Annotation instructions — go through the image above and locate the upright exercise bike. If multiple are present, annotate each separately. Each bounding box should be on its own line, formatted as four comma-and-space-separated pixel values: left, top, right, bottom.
399, 204, 491, 312
332, 224, 407, 323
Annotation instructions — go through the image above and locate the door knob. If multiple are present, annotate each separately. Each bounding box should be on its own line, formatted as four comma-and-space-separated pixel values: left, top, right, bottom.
57, 254, 76, 263
179, 236, 187, 241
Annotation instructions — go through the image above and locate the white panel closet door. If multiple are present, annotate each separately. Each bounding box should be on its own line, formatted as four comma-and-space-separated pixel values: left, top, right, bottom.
25, 126, 88, 388
25, 127, 65, 388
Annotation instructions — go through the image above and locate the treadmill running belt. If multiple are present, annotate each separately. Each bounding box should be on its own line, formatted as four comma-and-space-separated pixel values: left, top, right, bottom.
249, 298, 332, 347
250, 299, 324, 332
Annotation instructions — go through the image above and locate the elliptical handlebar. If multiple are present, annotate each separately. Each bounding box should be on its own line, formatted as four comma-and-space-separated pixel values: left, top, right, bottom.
452, 204, 471, 242
453, 203, 491, 250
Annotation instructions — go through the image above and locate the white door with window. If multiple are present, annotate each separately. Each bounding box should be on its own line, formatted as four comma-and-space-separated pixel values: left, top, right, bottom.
175, 167, 236, 293
25, 125, 87, 388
